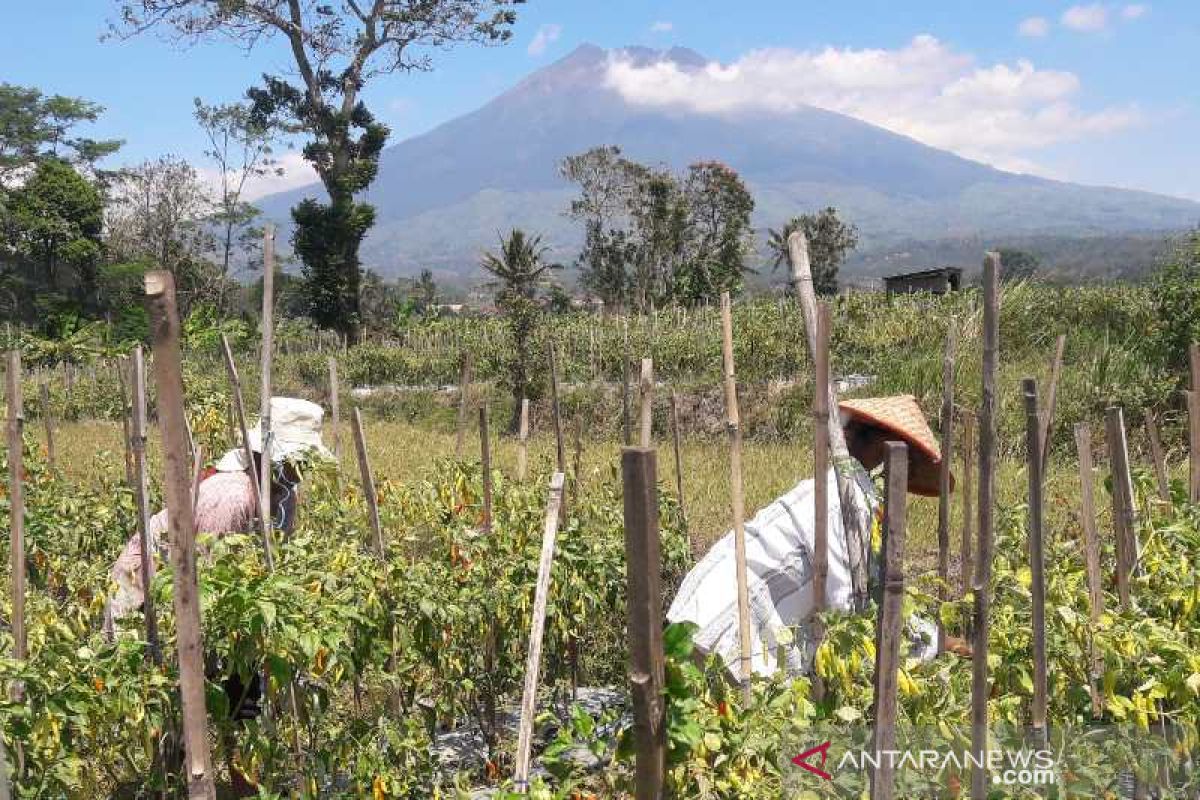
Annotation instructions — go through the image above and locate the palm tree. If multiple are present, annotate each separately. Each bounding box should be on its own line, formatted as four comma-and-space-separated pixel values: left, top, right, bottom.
767, 209, 858, 296
481, 229, 559, 430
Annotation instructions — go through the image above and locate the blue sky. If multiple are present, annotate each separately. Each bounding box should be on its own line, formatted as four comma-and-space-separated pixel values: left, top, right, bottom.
3, 1, 1197, 200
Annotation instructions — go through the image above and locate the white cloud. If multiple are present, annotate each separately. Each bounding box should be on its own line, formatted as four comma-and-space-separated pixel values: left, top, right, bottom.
602, 35, 1141, 172
650, 21, 673, 33
200, 149, 319, 202
1121, 3, 1149, 19
1018, 16, 1050, 37
527, 23, 562, 57
1062, 4, 1109, 32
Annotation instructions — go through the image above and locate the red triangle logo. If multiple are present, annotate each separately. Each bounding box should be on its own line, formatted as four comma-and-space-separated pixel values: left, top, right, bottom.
792, 741, 833, 780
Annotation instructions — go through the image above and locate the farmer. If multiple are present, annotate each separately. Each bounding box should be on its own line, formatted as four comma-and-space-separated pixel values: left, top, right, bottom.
667, 395, 953, 677
105, 397, 331, 793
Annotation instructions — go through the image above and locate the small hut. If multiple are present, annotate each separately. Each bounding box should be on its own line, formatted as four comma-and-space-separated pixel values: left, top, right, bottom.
883, 267, 962, 296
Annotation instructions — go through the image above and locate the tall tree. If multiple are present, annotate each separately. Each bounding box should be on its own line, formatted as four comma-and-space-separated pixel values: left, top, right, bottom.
0, 83, 123, 184
193, 99, 279, 284
481, 229, 557, 429
997, 247, 1040, 283
676, 161, 754, 304
113, 1, 522, 344
768, 207, 859, 295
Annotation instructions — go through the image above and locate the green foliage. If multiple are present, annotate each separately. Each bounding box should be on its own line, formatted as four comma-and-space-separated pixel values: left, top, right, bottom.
0, 83, 121, 183
1147, 230, 1200, 376
768, 208, 859, 295
997, 247, 1041, 283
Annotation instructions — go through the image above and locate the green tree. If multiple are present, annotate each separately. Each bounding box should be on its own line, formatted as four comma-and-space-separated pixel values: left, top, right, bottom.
0, 83, 122, 184
114, 1, 522, 344
997, 248, 1040, 282
1147, 230, 1200, 376
8, 159, 103, 297
676, 161, 754, 304
481, 229, 557, 430
768, 207, 859, 295
413, 269, 438, 313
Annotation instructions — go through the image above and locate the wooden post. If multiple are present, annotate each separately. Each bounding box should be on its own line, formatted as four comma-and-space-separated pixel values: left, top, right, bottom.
1144, 411, 1170, 502
1038, 334, 1066, 469
38, 383, 55, 470
480, 406, 493, 534
131, 347, 162, 664
936, 325, 956, 654
190, 445, 205, 517
1074, 423, 1105, 719
143, 271, 217, 800
517, 397, 530, 481
116, 359, 135, 488
219, 335, 271, 569
812, 304, 831, 621
788, 231, 871, 607
971, 251, 1000, 800
258, 224, 275, 553
959, 412, 975, 598
328, 357, 341, 467
6, 352, 27, 666
638, 358, 654, 447
622, 448, 666, 800
870, 442, 908, 800
549, 342, 565, 475
455, 352, 472, 458
352, 408, 385, 558
622, 343, 632, 447
513, 472, 566, 793
1106, 407, 1137, 607
1023, 379, 1047, 740
719, 292, 754, 702
669, 392, 686, 526
1190, 342, 1200, 503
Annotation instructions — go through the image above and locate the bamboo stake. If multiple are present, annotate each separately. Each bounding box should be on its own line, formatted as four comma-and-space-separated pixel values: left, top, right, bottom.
1144, 411, 1170, 502
1190, 342, 1200, 503
549, 342, 565, 475
1023, 379, 1047, 740
219, 335, 271, 568
622, 356, 632, 446
870, 441, 908, 800
719, 292, 754, 702
480, 406, 493, 534
143, 271, 216, 800
259, 224, 275, 554
38, 383, 55, 470
328, 357, 341, 467
190, 445, 205, 518
131, 347, 162, 664
517, 397, 530, 481
1107, 407, 1138, 607
455, 352, 472, 458
669, 392, 686, 527
622, 448, 666, 800
1038, 334, 1066, 469
936, 325, 956, 654
959, 412, 974, 598
812, 304, 831, 623
116, 359, 135, 488
352, 408, 385, 558
1074, 423, 1105, 719
788, 231, 871, 607
638, 358, 653, 447
971, 251, 1000, 800
6, 352, 27, 666
513, 472, 566, 793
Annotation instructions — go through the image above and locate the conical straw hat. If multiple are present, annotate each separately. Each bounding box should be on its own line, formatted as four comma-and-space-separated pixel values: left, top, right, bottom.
838, 395, 951, 496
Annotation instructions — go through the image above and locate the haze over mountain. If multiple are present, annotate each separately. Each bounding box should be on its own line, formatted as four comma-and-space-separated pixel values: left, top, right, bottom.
258, 44, 1199, 282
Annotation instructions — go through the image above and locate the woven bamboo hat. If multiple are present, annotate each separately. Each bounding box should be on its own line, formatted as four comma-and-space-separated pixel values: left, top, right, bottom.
838, 395, 953, 497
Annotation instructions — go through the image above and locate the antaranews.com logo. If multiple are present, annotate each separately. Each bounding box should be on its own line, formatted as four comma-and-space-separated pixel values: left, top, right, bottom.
790, 740, 1056, 789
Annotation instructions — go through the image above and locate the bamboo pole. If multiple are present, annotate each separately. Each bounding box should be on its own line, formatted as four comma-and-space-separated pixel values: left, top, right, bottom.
131, 347, 162, 664
1023, 379, 1047, 740
1074, 423, 1105, 719
622, 448, 666, 800
622, 356, 632, 446
116, 359, 135, 488
143, 271, 217, 800
455, 352, 472, 458
258, 224, 275, 554
812, 304, 830, 623
870, 441, 908, 800
638, 358, 653, 447
549, 342, 565, 475
6, 352, 27, 666
38, 383, 55, 470
1038, 334, 1066, 469
328, 357, 341, 467
1190, 342, 1200, 503
517, 397, 530, 481
936, 325, 956, 654
219, 335, 271, 568
1144, 411, 1170, 502
719, 292, 754, 702
190, 445, 205, 517
1107, 407, 1137, 607
480, 406, 493, 534
352, 408, 385, 558
960, 412, 974, 599
788, 231, 871, 607
971, 251, 1000, 800
513, 472, 566, 793
669, 392, 686, 527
